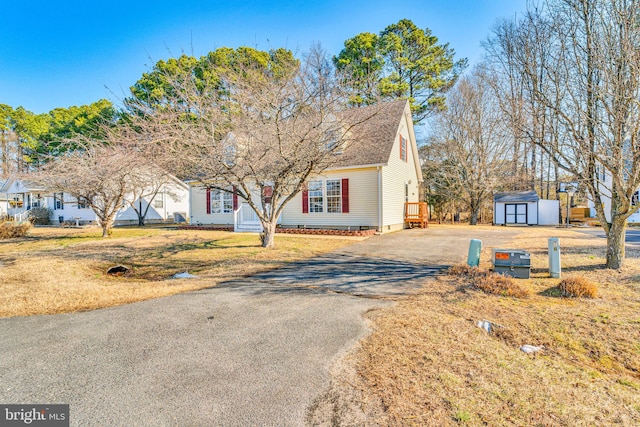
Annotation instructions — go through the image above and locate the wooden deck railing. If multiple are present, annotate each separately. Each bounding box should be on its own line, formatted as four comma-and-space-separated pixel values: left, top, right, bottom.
404, 202, 428, 228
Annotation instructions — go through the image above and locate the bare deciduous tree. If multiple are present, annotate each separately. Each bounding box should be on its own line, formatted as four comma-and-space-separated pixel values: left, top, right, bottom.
427, 67, 511, 225
128, 46, 382, 248
487, 0, 640, 268
125, 168, 182, 226
37, 142, 137, 237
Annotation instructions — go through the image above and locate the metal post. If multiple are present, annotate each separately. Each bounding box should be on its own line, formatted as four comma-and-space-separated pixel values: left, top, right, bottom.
467, 239, 482, 267
548, 237, 561, 278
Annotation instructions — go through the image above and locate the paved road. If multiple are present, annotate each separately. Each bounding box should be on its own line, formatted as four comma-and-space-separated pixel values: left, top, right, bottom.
0, 226, 520, 426
576, 228, 640, 246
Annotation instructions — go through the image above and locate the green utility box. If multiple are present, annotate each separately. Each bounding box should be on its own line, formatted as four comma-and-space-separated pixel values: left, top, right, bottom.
492, 249, 531, 279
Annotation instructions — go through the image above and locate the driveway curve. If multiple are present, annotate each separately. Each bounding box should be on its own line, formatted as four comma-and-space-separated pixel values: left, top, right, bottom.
0, 226, 520, 426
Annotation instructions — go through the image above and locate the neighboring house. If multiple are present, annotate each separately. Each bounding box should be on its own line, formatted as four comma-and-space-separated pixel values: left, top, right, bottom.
0, 179, 48, 222
189, 100, 424, 233
1, 176, 190, 225
0, 179, 9, 217
587, 169, 640, 224
493, 190, 559, 226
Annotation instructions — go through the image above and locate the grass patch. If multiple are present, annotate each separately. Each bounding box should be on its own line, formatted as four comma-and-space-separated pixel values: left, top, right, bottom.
353, 225, 640, 426
0, 226, 358, 317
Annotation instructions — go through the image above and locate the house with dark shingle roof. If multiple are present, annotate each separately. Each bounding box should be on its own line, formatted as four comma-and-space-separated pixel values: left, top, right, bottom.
189, 99, 424, 233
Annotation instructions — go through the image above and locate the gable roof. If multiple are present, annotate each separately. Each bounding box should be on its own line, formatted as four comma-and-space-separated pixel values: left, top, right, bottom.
494, 190, 540, 203
332, 99, 409, 168
0, 177, 46, 194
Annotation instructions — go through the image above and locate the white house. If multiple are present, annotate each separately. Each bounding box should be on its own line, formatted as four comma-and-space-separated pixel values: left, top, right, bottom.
587, 169, 640, 224
493, 190, 560, 226
1, 175, 190, 225
189, 100, 424, 233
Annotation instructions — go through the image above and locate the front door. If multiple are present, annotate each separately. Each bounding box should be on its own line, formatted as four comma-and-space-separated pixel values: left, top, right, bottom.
505, 203, 527, 224
235, 203, 263, 232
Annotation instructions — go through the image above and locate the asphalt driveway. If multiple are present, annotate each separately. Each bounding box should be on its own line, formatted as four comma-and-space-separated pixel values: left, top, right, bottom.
0, 226, 520, 426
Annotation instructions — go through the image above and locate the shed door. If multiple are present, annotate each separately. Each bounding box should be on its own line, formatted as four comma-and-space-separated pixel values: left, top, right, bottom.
505, 203, 527, 224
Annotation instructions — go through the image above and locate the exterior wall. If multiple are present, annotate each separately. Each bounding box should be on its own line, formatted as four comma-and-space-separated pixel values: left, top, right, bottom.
47, 194, 97, 224
494, 201, 539, 225
380, 112, 420, 231
629, 211, 640, 224
114, 184, 190, 224
494, 203, 505, 224
538, 199, 560, 225
190, 186, 234, 225
46, 182, 190, 225
527, 202, 538, 225
281, 167, 380, 229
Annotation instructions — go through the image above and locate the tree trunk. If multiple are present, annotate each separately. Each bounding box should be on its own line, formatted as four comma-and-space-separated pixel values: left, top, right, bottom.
605, 217, 626, 269
470, 211, 478, 225
101, 218, 113, 238
138, 199, 144, 226
469, 203, 479, 225
260, 221, 277, 248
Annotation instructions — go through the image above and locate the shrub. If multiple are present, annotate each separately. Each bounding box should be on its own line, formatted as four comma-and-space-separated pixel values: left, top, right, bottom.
29, 207, 53, 225
558, 276, 598, 298
448, 264, 530, 298
0, 220, 32, 239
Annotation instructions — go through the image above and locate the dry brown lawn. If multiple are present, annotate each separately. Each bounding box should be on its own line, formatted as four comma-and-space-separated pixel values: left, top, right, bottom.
352, 225, 640, 426
0, 226, 357, 318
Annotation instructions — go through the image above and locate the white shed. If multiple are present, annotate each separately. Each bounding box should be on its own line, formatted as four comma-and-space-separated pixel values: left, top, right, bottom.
494, 191, 559, 226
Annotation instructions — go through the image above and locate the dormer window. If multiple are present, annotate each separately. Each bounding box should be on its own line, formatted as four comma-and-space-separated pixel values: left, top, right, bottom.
325, 130, 343, 154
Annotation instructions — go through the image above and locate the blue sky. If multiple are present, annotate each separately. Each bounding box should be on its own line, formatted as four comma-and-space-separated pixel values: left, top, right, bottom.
0, 0, 527, 114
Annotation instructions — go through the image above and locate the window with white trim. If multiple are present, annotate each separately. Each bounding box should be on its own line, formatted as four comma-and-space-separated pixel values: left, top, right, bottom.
308, 180, 324, 213
54, 193, 64, 210
77, 197, 88, 209
211, 190, 233, 213
153, 195, 163, 208
326, 179, 342, 213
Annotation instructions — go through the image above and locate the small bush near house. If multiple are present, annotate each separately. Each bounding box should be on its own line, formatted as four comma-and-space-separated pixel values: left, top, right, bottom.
448, 264, 530, 298
558, 276, 598, 298
0, 221, 31, 239
29, 207, 53, 225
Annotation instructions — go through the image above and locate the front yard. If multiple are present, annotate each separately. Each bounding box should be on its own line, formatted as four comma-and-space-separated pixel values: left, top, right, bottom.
348, 226, 640, 426
0, 226, 356, 318
3, 224, 640, 425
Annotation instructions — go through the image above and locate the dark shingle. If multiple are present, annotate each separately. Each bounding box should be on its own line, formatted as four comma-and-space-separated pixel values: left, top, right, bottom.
493, 190, 540, 203
332, 100, 408, 168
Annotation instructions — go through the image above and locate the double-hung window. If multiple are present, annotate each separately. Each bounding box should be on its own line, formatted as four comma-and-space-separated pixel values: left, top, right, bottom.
210, 189, 233, 214
308, 180, 324, 213
326, 179, 342, 213
303, 179, 348, 214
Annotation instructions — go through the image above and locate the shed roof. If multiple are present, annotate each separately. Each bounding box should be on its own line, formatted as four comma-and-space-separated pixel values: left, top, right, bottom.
493, 190, 540, 203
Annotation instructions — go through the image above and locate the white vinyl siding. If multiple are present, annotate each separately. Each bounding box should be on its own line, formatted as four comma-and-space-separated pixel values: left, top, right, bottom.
282, 168, 379, 228
190, 186, 234, 225
380, 117, 420, 230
